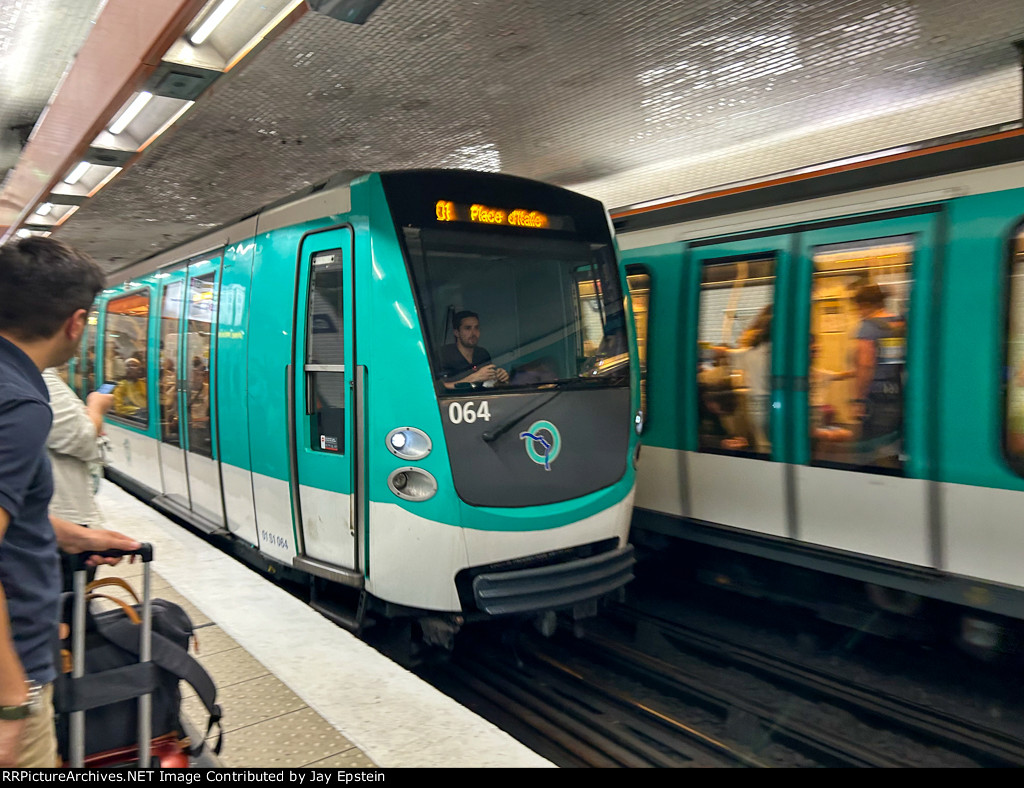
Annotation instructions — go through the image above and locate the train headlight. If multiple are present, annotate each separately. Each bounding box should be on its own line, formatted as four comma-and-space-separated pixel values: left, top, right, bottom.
388, 467, 437, 501
634, 410, 644, 435
386, 427, 431, 460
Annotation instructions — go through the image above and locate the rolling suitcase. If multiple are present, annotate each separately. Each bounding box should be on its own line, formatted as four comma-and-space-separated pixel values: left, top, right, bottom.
56, 543, 222, 768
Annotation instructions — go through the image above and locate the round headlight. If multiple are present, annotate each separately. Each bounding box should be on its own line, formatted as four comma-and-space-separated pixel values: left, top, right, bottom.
388, 467, 437, 501
385, 427, 431, 460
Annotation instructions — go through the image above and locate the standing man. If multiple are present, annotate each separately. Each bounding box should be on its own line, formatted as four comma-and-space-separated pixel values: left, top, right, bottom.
439, 310, 509, 389
0, 237, 140, 767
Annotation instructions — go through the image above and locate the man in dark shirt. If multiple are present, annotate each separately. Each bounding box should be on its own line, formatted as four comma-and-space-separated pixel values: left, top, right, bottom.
439, 310, 509, 389
0, 238, 139, 767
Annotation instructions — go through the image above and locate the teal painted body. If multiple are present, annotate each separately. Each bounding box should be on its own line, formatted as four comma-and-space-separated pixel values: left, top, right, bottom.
627, 190, 1024, 491
620, 160, 1024, 624
92, 169, 639, 619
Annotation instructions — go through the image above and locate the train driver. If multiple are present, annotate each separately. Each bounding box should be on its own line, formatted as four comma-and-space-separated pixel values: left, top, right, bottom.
439, 310, 509, 390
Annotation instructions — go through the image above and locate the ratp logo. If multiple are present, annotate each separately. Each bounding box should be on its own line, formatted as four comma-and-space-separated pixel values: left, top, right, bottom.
519, 420, 561, 471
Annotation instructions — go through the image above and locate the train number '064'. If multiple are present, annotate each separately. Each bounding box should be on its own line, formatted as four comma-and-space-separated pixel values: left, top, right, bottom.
260, 530, 289, 550
448, 400, 491, 424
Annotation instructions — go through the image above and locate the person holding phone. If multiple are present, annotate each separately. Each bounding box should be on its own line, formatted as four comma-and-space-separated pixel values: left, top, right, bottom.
42, 369, 115, 590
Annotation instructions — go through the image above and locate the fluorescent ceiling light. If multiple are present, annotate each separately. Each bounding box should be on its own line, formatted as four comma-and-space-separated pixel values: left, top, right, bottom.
35, 202, 54, 217
108, 91, 154, 135
16, 229, 32, 239
64, 162, 92, 185
190, 0, 241, 45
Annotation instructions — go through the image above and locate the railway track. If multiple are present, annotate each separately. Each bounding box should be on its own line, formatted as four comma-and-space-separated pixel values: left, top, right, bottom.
421, 602, 1024, 768
589, 604, 1024, 768
418, 628, 766, 767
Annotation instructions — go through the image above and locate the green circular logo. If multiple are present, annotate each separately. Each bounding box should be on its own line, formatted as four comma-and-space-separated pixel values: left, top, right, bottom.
518, 420, 561, 471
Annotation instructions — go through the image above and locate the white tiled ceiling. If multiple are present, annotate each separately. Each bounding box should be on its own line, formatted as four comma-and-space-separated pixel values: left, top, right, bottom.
10, 0, 1023, 272
0, 0, 106, 183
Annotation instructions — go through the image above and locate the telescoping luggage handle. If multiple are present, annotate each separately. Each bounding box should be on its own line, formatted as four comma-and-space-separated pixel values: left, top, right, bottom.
70, 543, 155, 769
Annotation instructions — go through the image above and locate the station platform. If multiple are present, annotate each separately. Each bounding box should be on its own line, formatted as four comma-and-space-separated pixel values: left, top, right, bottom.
93, 483, 554, 769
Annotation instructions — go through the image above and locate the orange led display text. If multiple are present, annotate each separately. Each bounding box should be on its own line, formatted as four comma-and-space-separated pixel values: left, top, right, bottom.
435, 200, 551, 230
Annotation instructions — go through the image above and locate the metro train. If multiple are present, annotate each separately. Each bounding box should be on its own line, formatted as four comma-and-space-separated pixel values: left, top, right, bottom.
64, 169, 640, 652
616, 127, 1024, 655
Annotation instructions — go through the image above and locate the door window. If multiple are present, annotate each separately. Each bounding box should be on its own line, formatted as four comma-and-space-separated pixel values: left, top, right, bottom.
159, 281, 183, 445
306, 250, 345, 454
185, 274, 216, 459
809, 236, 912, 473
697, 257, 775, 456
1005, 226, 1024, 474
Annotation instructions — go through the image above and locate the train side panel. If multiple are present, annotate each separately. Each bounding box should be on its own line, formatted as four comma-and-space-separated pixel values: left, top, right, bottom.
218, 240, 259, 546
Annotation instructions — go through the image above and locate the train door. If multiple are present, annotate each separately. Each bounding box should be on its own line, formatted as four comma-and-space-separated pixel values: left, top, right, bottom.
792, 212, 939, 566
291, 228, 359, 573
157, 271, 190, 506
181, 259, 224, 527
687, 237, 796, 537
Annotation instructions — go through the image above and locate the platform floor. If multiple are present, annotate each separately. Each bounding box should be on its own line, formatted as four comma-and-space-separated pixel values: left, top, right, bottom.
94, 483, 553, 769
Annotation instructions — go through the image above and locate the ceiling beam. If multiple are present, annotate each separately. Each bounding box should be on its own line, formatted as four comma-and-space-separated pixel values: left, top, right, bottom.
0, 0, 210, 243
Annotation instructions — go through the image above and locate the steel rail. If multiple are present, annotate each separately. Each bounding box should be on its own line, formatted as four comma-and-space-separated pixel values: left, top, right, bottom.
612, 605, 1024, 768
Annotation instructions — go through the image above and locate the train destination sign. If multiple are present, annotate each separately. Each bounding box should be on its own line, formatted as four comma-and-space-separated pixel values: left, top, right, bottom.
434, 200, 573, 231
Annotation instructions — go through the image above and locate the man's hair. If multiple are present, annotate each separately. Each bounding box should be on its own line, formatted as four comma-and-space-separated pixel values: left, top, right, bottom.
0, 237, 105, 340
452, 310, 479, 331
852, 282, 886, 308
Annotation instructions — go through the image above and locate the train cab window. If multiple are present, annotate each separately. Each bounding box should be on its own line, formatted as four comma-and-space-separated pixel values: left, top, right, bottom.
626, 266, 651, 415
406, 230, 628, 393
159, 281, 183, 446
306, 250, 345, 454
185, 274, 216, 459
1004, 228, 1024, 474
810, 237, 912, 474
697, 257, 775, 457
104, 291, 151, 428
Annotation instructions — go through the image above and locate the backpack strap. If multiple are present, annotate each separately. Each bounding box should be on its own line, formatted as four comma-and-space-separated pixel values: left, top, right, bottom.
93, 612, 223, 755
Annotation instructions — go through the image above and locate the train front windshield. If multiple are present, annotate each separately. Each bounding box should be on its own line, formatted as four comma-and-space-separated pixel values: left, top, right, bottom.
405, 228, 630, 393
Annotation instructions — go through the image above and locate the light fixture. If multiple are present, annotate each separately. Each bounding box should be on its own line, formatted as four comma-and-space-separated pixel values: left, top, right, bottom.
64, 162, 92, 185
108, 91, 154, 135
190, 0, 242, 45
15, 229, 32, 239
35, 203, 54, 217
306, 0, 386, 25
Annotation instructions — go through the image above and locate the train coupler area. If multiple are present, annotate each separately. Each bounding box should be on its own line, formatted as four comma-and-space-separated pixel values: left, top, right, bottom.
472, 545, 636, 617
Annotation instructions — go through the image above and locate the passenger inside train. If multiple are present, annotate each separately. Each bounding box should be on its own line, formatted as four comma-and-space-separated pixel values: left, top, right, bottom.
112, 357, 147, 422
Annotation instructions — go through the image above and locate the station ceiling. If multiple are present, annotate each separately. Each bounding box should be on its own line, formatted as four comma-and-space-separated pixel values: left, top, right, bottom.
1, 0, 1023, 276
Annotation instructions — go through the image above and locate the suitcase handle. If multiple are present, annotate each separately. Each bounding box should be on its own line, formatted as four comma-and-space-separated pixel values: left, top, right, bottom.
72, 543, 154, 571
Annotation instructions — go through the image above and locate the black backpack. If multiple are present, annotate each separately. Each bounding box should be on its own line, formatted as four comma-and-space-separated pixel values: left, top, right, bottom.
54, 579, 223, 762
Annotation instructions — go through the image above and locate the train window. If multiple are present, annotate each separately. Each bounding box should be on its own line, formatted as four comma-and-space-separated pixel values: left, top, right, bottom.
697, 256, 775, 457
626, 265, 650, 415
104, 290, 151, 429
405, 229, 628, 392
78, 307, 99, 398
185, 274, 216, 459
810, 236, 912, 474
306, 250, 345, 454
1005, 228, 1024, 474
159, 281, 183, 446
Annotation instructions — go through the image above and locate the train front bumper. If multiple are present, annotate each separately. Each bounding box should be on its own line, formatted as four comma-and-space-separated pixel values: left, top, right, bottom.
471, 545, 636, 616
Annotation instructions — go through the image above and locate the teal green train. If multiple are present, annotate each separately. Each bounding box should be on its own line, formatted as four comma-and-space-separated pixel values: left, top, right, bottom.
65, 170, 640, 649
615, 129, 1024, 656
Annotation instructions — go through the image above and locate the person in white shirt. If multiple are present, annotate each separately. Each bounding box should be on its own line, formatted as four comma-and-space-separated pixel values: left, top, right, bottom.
42, 369, 114, 589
